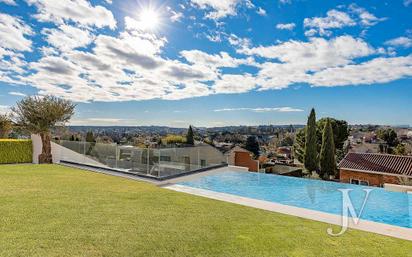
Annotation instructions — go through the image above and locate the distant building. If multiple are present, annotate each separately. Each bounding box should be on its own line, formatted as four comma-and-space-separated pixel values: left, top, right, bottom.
224, 146, 259, 172
339, 152, 412, 187
276, 146, 292, 159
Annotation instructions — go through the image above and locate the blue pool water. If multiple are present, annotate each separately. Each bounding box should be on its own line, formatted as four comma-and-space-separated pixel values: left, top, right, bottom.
178, 171, 411, 228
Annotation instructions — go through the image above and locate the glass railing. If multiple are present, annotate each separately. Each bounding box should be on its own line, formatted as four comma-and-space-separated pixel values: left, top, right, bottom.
54, 140, 227, 179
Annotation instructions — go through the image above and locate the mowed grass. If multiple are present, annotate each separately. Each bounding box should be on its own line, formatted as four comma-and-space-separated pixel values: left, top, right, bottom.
0, 165, 411, 257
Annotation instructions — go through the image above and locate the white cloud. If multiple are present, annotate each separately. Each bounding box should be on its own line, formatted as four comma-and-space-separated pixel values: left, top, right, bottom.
349, 4, 386, 26
228, 33, 251, 50
213, 74, 257, 93
69, 118, 136, 126
42, 24, 94, 51
405, 0, 412, 7
190, 0, 253, 20
26, 0, 116, 29
0, 13, 33, 52
279, 0, 291, 4
239, 36, 375, 71
0, 0, 16, 5
256, 7, 266, 16
39, 46, 59, 56
276, 23, 295, 30
0, 5, 411, 104
0, 13, 32, 84
214, 107, 304, 112
170, 11, 183, 22
385, 37, 412, 48
9, 91, 27, 97
304, 9, 356, 36
18, 16, 220, 102
205, 33, 222, 42
309, 55, 412, 87
304, 6, 385, 37
180, 50, 255, 69
230, 35, 412, 91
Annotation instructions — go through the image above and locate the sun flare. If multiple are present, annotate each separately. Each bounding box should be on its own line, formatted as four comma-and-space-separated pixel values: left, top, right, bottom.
139, 8, 159, 31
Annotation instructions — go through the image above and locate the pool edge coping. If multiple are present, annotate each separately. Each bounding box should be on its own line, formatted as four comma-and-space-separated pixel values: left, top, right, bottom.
164, 184, 412, 241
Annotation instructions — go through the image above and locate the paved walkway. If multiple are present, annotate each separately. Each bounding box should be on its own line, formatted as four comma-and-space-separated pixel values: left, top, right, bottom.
164, 184, 412, 241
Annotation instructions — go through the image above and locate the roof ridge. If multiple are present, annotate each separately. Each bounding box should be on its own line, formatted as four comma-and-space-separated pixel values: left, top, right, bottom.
347, 152, 412, 159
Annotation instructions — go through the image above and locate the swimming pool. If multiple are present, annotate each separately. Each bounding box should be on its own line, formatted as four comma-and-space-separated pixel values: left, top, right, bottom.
178, 171, 411, 228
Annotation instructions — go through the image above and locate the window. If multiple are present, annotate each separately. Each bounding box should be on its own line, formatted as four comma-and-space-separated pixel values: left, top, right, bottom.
350, 178, 369, 186
200, 159, 206, 167
359, 180, 369, 186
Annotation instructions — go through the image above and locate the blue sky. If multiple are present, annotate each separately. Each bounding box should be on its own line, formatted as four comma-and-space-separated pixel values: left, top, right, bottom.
0, 0, 411, 127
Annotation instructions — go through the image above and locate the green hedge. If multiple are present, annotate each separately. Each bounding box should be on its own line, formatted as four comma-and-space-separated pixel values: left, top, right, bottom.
0, 139, 33, 164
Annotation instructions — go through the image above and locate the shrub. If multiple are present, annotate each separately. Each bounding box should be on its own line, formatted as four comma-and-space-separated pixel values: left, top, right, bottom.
0, 139, 32, 164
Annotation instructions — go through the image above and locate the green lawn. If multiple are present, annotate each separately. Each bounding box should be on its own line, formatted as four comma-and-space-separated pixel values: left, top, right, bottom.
0, 165, 410, 257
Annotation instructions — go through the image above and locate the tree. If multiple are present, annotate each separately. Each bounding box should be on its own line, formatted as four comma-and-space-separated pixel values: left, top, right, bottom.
377, 128, 398, 147
245, 136, 260, 157
293, 128, 306, 163
0, 114, 13, 138
379, 143, 385, 153
279, 135, 294, 146
304, 108, 318, 174
317, 118, 349, 149
319, 119, 336, 180
394, 143, 407, 156
163, 135, 186, 145
86, 131, 95, 142
12, 96, 75, 164
85, 131, 95, 155
294, 117, 349, 165
186, 125, 194, 146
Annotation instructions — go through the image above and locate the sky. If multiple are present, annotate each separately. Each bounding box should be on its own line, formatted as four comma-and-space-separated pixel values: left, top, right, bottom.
0, 0, 411, 127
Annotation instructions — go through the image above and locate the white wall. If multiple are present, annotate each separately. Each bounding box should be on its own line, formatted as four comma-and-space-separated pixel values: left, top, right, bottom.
31, 134, 108, 167
31, 134, 42, 164
384, 183, 412, 193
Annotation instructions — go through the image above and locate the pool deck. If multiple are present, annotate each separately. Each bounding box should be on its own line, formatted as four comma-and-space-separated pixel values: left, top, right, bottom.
164, 184, 412, 241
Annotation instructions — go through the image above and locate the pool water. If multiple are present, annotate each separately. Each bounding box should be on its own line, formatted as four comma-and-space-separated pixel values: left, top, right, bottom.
178, 171, 411, 228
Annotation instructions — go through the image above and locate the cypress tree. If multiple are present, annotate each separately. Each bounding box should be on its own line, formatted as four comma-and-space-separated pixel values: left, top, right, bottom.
304, 108, 318, 174
186, 125, 194, 146
319, 119, 336, 180
85, 131, 95, 155
86, 131, 94, 142
245, 136, 260, 157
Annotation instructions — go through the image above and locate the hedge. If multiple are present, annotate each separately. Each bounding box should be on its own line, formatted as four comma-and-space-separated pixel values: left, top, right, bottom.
0, 139, 33, 164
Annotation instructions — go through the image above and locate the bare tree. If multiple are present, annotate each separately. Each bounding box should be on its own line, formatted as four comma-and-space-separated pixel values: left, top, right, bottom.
12, 96, 75, 164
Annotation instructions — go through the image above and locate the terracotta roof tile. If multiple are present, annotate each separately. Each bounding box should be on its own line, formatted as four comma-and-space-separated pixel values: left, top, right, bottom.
338, 152, 412, 177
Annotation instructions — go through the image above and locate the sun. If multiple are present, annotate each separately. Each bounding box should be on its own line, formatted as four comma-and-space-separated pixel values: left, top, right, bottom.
139, 8, 160, 31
